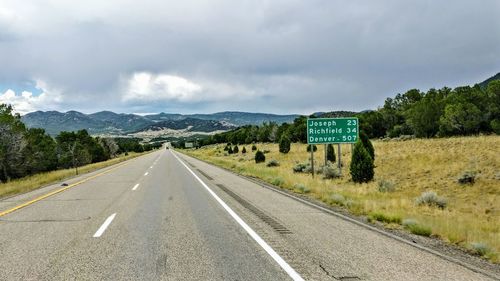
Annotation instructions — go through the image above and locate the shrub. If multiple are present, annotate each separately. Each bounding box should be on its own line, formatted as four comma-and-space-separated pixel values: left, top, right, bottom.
255, 150, 266, 163
369, 212, 402, 224
350, 140, 374, 183
306, 145, 317, 152
360, 131, 375, 160
329, 193, 346, 206
263, 150, 271, 154
293, 163, 307, 173
322, 165, 341, 179
416, 191, 447, 209
458, 171, 476, 185
326, 144, 336, 163
271, 177, 284, 186
470, 242, 492, 257
378, 180, 396, 192
491, 119, 500, 135
403, 219, 432, 236
223, 145, 229, 151
279, 134, 291, 153
251, 145, 257, 151
242, 147, 247, 154
227, 146, 233, 154
233, 145, 239, 153
294, 183, 310, 194
266, 159, 280, 167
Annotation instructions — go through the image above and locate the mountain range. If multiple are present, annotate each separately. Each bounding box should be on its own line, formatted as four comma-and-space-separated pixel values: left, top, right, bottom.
21, 111, 299, 137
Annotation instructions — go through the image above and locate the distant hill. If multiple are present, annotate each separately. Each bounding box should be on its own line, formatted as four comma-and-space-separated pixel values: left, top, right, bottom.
145, 111, 298, 126
88, 111, 154, 132
21, 111, 114, 135
136, 118, 236, 133
318, 111, 358, 118
21, 110, 298, 136
478, 72, 500, 88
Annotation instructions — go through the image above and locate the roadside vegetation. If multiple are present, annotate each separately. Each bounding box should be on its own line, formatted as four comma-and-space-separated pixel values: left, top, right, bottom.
1, 104, 161, 194
0, 151, 146, 198
185, 136, 500, 263
176, 80, 500, 150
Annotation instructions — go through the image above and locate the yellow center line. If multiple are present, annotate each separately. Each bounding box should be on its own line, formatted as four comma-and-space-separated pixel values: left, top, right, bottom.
0, 162, 129, 218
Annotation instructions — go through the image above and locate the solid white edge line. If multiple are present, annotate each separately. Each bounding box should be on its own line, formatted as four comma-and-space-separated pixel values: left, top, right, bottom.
171, 151, 304, 281
93, 213, 117, 238
132, 183, 140, 191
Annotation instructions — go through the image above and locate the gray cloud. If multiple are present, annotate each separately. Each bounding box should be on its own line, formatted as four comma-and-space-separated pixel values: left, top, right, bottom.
0, 0, 499, 114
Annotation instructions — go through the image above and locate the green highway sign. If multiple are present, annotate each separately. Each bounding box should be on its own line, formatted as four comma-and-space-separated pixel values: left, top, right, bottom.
307, 117, 359, 144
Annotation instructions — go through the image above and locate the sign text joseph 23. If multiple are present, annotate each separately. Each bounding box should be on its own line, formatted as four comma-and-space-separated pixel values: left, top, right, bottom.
307, 117, 359, 144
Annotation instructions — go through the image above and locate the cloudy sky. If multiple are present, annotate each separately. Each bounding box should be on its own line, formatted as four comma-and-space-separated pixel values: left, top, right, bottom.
1, 0, 499, 115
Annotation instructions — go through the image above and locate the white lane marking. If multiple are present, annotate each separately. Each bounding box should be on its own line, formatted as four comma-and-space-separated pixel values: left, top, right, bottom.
132, 184, 140, 191
171, 151, 304, 281
150, 166, 154, 169
93, 213, 117, 238
144, 172, 149, 176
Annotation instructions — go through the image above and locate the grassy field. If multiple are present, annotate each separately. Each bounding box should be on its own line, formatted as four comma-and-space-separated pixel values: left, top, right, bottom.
185, 136, 500, 263
0, 152, 148, 199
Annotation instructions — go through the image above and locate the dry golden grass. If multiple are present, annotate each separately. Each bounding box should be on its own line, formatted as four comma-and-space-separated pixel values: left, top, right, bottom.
0, 152, 148, 199
186, 136, 500, 263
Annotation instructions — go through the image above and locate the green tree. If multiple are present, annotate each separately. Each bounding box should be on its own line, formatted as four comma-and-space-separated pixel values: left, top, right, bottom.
0, 104, 28, 182
278, 134, 291, 153
24, 128, 58, 174
487, 80, 500, 122
439, 102, 483, 135
326, 144, 336, 163
289, 116, 307, 143
242, 147, 247, 153
255, 150, 266, 163
350, 140, 374, 183
490, 119, 500, 135
358, 111, 387, 138
406, 91, 443, 137
55, 131, 93, 169
359, 131, 375, 160
233, 145, 239, 153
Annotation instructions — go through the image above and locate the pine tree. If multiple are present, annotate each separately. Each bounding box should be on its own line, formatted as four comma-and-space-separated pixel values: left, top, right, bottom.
242, 147, 247, 153
326, 144, 336, 163
255, 150, 266, 163
359, 131, 375, 160
233, 145, 239, 153
350, 140, 374, 183
279, 134, 291, 153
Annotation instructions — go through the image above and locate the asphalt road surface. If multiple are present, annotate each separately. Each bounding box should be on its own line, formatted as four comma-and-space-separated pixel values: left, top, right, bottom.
0, 149, 497, 280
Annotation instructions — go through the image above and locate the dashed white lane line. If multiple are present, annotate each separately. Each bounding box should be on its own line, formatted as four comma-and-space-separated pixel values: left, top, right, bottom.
132, 184, 140, 191
93, 213, 116, 238
144, 172, 149, 176
150, 166, 153, 169
171, 151, 304, 281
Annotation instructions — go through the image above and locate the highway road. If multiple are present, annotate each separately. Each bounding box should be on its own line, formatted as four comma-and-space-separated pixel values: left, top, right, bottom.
0, 149, 498, 280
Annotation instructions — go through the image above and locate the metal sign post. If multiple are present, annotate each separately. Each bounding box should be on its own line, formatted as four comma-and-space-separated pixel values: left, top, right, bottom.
324, 144, 328, 166
310, 145, 314, 178
338, 144, 341, 175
